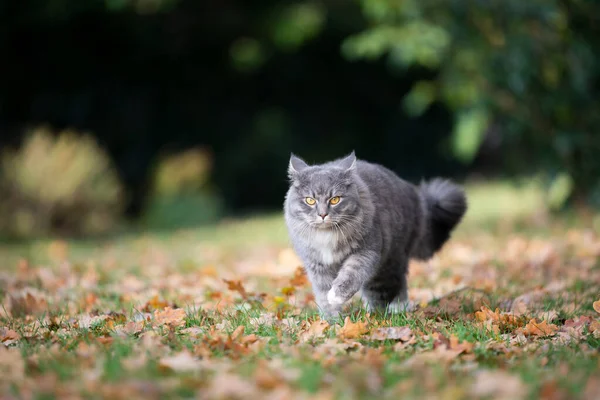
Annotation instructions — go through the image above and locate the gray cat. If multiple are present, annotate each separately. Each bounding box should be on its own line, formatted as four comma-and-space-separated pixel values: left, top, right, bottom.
283, 151, 467, 319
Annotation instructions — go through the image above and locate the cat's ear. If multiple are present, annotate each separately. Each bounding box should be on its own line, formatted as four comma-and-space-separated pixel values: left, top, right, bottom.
338, 151, 356, 172
288, 154, 309, 178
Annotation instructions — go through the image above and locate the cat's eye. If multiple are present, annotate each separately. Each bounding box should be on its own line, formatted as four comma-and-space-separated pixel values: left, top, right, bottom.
305, 197, 316, 205
329, 196, 341, 205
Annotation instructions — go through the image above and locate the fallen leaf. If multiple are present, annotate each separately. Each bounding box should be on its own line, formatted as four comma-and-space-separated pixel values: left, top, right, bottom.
593, 300, 600, 314
289, 267, 309, 287
231, 325, 245, 341
337, 317, 369, 340
146, 295, 169, 310
520, 319, 558, 337
154, 307, 186, 327
298, 319, 330, 343
369, 326, 412, 341
159, 351, 201, 372
0, 328, 19, 343
223, 279, 248, 298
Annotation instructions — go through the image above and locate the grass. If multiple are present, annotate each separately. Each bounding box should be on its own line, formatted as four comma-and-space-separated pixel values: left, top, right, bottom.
1, 179, 600, 399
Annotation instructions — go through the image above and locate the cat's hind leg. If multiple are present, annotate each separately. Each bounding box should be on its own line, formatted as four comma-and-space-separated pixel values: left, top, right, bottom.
361, 257, 411, 313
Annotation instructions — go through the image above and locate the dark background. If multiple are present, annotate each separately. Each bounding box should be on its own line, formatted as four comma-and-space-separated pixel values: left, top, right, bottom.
1, 0, 598, 236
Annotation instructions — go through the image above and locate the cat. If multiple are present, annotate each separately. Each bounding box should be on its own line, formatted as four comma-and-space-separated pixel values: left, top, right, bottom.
283, 151, 467, 319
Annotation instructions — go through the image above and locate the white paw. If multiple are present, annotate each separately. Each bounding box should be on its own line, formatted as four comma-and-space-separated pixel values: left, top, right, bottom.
327, 287, 345, 306
386, 300, 414, 313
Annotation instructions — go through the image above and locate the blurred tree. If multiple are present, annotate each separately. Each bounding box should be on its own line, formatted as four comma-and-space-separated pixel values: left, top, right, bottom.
343, 0, 600, 207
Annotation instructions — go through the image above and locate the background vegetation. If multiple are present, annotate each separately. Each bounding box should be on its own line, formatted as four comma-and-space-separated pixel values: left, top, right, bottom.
2, 0, 599, 236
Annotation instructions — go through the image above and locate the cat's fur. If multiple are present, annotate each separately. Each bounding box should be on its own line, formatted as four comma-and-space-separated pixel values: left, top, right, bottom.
283, 151, 467, 318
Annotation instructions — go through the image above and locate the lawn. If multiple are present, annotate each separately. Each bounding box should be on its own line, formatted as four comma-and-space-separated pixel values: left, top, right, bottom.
1, 180, 599, 400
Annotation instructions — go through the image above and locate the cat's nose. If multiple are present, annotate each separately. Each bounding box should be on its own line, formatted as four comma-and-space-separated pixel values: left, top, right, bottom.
319, 213, 328, 220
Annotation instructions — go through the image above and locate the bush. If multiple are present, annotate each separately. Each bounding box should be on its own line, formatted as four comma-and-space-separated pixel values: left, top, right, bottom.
142, 147, 223, 230
0, 127, 124, 238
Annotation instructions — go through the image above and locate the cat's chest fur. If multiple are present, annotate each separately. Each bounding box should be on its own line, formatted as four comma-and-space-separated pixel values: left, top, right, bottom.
306, 229, 346, 266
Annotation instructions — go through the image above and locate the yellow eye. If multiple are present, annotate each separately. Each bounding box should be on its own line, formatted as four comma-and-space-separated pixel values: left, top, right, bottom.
305, 197, 316, 205
329, 196, 341, 205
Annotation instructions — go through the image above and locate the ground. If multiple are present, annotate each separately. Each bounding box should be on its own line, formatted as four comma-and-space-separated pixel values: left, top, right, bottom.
1, 181, 599, 400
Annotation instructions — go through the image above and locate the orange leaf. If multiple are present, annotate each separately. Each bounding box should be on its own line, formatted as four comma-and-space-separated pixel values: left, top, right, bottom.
290, 267, 309, 288
223, 279, 248, 298
522, 319, 558, 337
0, 328, 19, 342
231, 326, 245, 341
298, 319, 330, 343
147, 295, 169, 310
337, 317, 369, 339
593, 300, 600, 314
154, 307, 186, 327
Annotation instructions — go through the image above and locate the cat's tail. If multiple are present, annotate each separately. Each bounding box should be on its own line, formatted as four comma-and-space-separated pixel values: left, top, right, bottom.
413, 178, 467, 260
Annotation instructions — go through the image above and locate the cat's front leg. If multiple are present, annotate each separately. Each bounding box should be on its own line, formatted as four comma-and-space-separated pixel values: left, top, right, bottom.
328, 250, 380, 307
306, 268, 342, 320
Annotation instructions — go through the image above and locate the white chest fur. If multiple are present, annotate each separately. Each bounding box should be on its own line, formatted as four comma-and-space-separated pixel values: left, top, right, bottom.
309, 229, 341, 265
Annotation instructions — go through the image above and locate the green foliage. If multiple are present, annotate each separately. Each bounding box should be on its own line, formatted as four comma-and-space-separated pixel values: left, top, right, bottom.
143, 148, 223, 230
344, 0, 600, 206
0, 128, 124, 238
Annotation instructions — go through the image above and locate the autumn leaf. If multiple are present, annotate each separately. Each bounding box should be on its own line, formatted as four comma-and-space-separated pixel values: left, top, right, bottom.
337, 317, 369, 340
145, 295, 169, 311
520, 318, 558, 337
298, 319, 330, 343
369, 326, 412, 341
593, 300, 600, 314
154, 307, 186, 327
289, 267, 309, 288
0, 328, 19, 343
159, 351, 202, 372
223, 279, 248, 298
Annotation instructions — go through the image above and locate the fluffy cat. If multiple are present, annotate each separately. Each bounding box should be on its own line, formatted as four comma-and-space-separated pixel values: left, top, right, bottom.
283, 151, 467, 319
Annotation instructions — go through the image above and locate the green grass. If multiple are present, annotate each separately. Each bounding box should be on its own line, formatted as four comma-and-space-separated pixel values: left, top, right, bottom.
1, 179, 599, 399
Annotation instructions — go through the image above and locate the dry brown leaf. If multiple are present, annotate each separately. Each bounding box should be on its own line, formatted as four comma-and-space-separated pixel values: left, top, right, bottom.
449, 335, 475, 354
521, 319, 558, 337
231, 325, 245, 341
593, 300, 600, 314
223, 279, 248, 298
298, 319, 330, 343
0, 328, 19, 343
10, 291, 48, 317
154, 307, 186, 327
289, 267, 310, 287
158, 351, 201, 372
337, 317, 369, 340
369, 326, 412, 341
146, 295, 169, 310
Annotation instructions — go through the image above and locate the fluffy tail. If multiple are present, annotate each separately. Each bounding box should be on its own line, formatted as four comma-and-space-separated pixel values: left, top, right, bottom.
413, 178, 467, 260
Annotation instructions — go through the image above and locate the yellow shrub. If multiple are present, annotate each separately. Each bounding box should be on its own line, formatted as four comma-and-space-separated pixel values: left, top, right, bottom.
0, 127, 124, 237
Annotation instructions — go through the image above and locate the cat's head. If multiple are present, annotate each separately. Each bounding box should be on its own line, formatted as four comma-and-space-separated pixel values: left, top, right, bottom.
285, 151, 361, 229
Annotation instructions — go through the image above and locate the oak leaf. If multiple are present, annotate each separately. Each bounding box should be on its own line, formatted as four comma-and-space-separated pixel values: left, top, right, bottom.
223, 279, 248, 298
521, 318, 558, 337
154, 307, 186, 327
298, 319, 330, 343
337, 317, 369, 339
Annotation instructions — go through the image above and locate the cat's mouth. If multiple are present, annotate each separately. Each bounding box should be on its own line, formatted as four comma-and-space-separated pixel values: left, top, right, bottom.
312, 220, 334, 230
